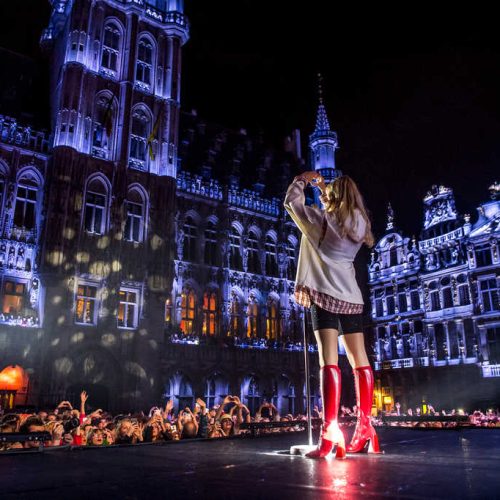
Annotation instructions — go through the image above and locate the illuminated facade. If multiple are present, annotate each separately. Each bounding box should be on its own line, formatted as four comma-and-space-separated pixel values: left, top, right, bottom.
369, 183, 500, 410
0, 0, 338, 413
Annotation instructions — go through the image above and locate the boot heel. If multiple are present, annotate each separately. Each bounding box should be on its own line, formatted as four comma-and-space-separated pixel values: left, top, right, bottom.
335, 442, 346, 459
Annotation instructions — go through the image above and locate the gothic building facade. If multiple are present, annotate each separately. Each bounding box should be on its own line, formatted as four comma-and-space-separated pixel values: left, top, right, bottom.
368, 183, 500, 411
0, 0, 347, 414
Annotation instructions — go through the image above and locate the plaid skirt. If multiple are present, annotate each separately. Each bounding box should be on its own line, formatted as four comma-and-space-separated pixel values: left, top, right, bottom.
294, 284, 363, 314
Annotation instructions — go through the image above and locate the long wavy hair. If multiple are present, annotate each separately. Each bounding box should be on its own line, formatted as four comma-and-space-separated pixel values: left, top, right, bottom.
322, 175, 375, 247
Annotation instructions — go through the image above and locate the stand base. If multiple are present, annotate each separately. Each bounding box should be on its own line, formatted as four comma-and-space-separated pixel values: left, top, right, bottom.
289, 444, 317, 456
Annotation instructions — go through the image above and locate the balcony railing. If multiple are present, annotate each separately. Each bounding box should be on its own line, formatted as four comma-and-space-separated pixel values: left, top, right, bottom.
0, 116, 50, 154
482, 364, 500, 378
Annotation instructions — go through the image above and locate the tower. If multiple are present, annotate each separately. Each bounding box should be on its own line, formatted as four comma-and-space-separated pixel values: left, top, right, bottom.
309, 74, 341, 189
36, 0, 189, 410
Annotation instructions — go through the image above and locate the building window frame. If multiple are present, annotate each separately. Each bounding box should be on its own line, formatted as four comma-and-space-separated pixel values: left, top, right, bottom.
117, 286, 140, 329
75, 281, 99, 325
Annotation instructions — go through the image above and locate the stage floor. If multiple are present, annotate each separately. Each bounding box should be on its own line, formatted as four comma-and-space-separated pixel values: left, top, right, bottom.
1, 428, 499, 499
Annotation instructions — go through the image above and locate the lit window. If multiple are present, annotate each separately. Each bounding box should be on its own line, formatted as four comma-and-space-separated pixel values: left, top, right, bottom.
202, 291, 217, 336
14, 180, 38, 230
229, 295, 240, 337
247, 297, 258, 338
84, 179, 107, 234
75, 284, 98, 325
118, 289, 138, 329
101, 23, 121, 74
180, 290, 195, 334
165, 298, 172, 324
266, 299, 279, 340
136, 37, 153, 88
2, 280, 25, 315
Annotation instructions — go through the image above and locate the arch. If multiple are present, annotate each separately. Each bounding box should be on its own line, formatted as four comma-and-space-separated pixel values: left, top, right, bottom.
91, 90, 119, 160
129, 104, 153, 170
247, 224, 262, 240
184, 209, 202, 226
135, 32, 157, 90
241, 374, 261, 414
287, 233, 298, 248
164, 371, 194, 412
0, 159, 10, 176
100, 18, 125, 75
231, 220, 244, 235
0, 364, 29, 409
265, 229, 278, 242
124, 183, 149, 243
82, 173, 111, 235
205, 372, 229, 408
16, 166, 44, 187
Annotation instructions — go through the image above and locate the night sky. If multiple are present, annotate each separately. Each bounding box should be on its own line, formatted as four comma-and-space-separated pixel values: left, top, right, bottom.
0, 1, 498, 237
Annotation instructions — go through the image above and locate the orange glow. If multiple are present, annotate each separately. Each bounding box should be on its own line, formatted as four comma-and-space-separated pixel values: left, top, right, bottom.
202, 291, 217, 336
0, 365, 28, 391
2, 281, 25, 314
180, 291, 195, 334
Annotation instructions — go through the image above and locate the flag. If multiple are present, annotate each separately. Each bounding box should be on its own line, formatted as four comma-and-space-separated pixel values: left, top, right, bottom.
103, 96, 114, 137
147, 110, 162, 161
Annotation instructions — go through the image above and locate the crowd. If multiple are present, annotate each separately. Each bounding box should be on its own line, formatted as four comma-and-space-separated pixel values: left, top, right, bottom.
359, 403, 500, 429
1, 392, 499, 452
0, 391, 306, 452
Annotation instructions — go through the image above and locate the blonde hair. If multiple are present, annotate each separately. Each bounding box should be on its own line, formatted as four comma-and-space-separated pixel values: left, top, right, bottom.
323, 175, 375, 247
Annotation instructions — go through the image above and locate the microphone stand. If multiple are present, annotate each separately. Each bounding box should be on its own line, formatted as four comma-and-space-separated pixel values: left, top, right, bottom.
290, 308, 316, 456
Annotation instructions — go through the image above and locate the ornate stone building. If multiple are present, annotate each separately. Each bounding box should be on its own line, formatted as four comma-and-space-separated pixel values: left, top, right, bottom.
1, 0, 355, 414
368, 183, 500, 411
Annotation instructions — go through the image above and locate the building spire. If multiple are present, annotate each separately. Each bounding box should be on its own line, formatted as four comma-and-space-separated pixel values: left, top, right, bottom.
315, 73, 331, 132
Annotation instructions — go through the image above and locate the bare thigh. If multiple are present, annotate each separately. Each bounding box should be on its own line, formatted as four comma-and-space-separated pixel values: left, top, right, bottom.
341, 332, 369, 368
314, 328, 339, 367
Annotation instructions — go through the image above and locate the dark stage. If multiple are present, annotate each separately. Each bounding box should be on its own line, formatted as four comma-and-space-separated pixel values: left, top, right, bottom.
1, 428, 499, 499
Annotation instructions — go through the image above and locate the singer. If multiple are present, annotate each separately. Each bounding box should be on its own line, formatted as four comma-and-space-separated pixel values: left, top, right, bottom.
284, 172, 380, 459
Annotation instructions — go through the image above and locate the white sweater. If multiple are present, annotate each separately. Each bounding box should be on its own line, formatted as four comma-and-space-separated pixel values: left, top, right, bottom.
284, 179, 366, 305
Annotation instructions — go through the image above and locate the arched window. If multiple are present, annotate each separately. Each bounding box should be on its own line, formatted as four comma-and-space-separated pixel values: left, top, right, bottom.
266, 298, 279, 340
246, 231, 260, 274
124, 188, 146, 243
183, 216, 197, 261
204, 220, 217, 266
180, 290, 196, 334
136, 36, 154, 89
129, 107, 151, 169
202, 290, 217, 336
229, 293, 241, 337
265, 235, 278, 276
92, 94, 115, 159
247, 295, 258, 338
83, 178, 108, 235
101, 22, 121, 75
14, 174, 40, 231
230, 226, 242, 270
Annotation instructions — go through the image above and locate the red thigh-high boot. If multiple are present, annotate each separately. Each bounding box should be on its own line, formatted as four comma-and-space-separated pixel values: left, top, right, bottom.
346, 365, 381, 453
306, 364, 346, 459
